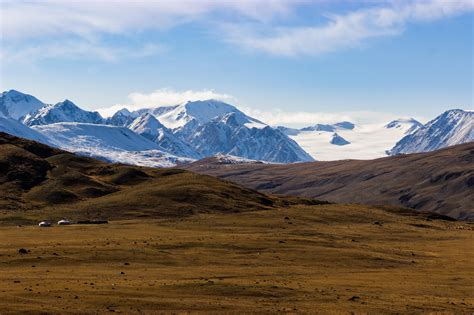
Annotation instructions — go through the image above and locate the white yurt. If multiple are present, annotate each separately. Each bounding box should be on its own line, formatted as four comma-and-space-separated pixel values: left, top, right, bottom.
38, 221, 51, 227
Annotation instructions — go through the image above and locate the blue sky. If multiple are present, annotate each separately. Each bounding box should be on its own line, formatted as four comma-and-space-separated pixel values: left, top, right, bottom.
1, 0, 473, 126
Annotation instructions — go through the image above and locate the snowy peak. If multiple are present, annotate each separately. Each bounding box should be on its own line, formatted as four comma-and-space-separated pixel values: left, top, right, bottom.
0, 89, 45, 120
300, 121, 355, 133
106, 108, 137, 127
330, 133, 350, 146
129, 113, 164, 139
333, 121, 355, 130
23, 99, 104, 126
390, 109, 473, 155
385, 118, 422, 134
157, 100, 242, 130
182, 100, 239, 124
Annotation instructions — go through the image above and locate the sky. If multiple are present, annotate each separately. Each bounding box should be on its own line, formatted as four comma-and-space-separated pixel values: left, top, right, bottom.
1, 0, 473, 127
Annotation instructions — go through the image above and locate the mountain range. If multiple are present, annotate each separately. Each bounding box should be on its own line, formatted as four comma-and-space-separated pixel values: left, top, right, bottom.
0, 89, 472, 166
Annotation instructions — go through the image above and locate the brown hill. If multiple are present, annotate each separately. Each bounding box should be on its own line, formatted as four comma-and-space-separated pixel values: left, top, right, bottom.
182, 143, 474, 220
0, 132, 324, 225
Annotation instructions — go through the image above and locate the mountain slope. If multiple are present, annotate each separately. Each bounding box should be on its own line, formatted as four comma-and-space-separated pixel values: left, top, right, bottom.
0, 116, 53, 145
390, 109, 473, 155
0, 90, 45, 120
182, 143, 474, 220
23, 100, 104, 126
32, 122, 192, 167
129, 113, 200, 158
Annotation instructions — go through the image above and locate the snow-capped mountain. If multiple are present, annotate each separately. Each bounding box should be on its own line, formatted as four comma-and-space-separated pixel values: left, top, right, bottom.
0, 90, 45, 120
390, 109, 473, 155
300, 121, 355, 133
385, 118, 422, 134
281, 118, 422, 161
23, 100, 104, 126
8, 89, 470, 165
155, 100, 247, 130
128, 113, 199, 158
32, 122, 192, 167
179, 111, 313, 163
120, 100, 313, 163
330, 133, 350, 146
0, 116, 53, 145
105, 108, 137, 127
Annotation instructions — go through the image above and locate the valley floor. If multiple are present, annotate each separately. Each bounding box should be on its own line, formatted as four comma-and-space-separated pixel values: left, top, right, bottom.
0, 204, 473, 313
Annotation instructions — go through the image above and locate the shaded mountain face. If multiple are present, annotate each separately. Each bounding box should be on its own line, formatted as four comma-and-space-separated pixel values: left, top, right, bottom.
182, 142, 474, 221
330, 133, 350, 146
0, 90, 45, 120
23, 100, 104, 126
390, 109, 473, 155
128, 113, 199, 159
106, 108, 137, 127
173, 110, 314, 163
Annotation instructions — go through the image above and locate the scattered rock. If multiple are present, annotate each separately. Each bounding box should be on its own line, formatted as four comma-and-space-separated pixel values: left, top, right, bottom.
349, 296, 360, 301
18, 248, 28, 254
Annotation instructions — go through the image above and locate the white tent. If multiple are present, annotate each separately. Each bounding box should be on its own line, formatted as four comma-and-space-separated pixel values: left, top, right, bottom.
38, 221, 51, 227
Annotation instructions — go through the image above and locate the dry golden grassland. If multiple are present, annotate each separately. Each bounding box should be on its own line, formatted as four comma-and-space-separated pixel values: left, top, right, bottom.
1, 204, 473, 313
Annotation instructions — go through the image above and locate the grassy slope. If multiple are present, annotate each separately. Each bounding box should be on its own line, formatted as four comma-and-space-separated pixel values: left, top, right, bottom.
182, 143, 474, 220
0, 205, 473, 313
0, 132, 322, 225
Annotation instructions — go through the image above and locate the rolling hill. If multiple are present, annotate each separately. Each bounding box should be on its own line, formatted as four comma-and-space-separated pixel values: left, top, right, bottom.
183, 143, 474, 220
0, 131, 322, 225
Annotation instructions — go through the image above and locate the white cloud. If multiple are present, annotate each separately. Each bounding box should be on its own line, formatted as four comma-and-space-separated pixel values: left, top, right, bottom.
1, 40, 165, 63
97, 88, 232, 117
1, 0, 472, 60
1, 0, 304, 40
1, 0, 304, 62
225, 0, 474, 56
